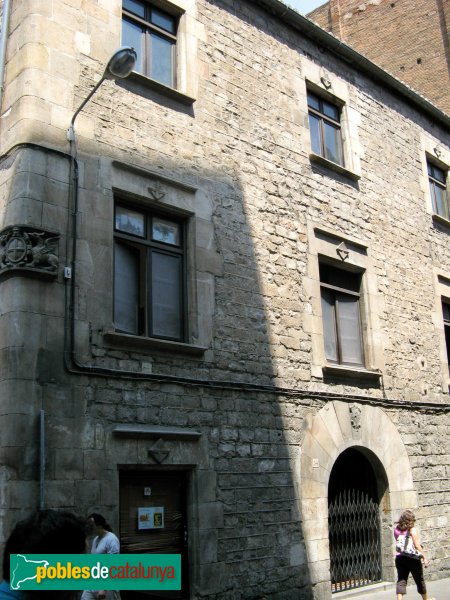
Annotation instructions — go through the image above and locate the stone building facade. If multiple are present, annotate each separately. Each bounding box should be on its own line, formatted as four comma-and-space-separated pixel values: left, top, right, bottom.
0, 0, 449, 599
308, 0, 450, 115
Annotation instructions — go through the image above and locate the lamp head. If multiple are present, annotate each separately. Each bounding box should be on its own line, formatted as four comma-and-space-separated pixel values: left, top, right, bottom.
104, 46, 137, 80
67, 46, 137, 139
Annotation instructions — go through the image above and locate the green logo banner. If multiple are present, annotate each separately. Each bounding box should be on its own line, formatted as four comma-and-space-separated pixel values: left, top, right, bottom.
10, 554, 181, 591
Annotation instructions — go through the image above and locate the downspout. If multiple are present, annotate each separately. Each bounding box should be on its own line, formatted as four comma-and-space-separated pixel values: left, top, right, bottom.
0, 0, 12, 113
39, 409, 45, 509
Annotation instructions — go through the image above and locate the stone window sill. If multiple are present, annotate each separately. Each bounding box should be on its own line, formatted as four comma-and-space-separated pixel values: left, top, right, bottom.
322, 364, 382, 380
125, 71, 196, 105
309, 153, 361, 181
432, 213, 450, 229
103, 330, 207, 355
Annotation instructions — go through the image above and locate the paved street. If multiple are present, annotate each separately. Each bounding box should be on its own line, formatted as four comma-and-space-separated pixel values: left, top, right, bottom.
336, 578, 449, 600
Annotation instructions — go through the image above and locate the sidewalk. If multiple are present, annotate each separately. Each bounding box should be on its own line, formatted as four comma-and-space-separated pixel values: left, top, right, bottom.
334, 577, 449, 600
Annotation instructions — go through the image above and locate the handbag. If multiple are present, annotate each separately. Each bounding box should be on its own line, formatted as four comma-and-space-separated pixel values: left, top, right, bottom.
396, 529, 423, 560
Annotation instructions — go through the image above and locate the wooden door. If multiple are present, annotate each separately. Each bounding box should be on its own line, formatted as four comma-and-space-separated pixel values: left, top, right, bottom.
119, 470, 189, 599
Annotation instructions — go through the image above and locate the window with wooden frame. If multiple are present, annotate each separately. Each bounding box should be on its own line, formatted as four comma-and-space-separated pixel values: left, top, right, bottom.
428, 160, 449, 220
320, 262, 364, 366
443, 301, 450, 375
122, 0, 179, 87
308, 91, 344, 167
113, 202, 186, 341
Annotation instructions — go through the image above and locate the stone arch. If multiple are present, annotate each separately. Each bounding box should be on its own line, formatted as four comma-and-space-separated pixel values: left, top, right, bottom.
297, 401, 417, 599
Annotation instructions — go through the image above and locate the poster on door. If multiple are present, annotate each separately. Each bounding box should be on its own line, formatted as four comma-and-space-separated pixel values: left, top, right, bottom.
138, 507, 164, 530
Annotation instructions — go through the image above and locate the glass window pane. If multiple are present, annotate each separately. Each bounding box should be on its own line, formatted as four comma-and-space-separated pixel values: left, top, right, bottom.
443, 302, 450, 322
323, 101, 339, 121
307, 92, 320, 110
319, 263, 361, 293
151, 252, 182, 339
321, 289, 338, 362
114, 242, 140, 334
150, 33, 174, 86
324, 122, 344, 166
431, 182, 449, 218
336, 295, 363, 365
115, 205, 145, 237
122, 19, 144, 73
445, 323, 450, 373
308, 114, 322, 156
152, 218, 180, 246
123, 0, 146, 18
429, 164, 446, 183
152, 8, 175, 33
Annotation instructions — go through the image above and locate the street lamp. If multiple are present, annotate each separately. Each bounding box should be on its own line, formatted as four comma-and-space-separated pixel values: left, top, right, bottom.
67, 46, 137, 141
64, 46, 137, 374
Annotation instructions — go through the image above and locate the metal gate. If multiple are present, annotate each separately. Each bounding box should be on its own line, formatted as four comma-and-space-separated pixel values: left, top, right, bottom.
329, 488, 382, 593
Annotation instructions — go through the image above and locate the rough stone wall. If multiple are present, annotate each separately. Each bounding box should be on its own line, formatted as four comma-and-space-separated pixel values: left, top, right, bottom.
307, 0, 450, 114
387, 408, 450, 579
0, 0, 449, 598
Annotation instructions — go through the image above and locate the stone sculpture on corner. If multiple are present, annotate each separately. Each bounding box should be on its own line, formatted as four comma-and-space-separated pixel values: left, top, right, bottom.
0, 225, 60, 280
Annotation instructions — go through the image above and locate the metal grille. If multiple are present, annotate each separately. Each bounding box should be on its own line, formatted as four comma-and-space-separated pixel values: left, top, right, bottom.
329, 488, 382, 593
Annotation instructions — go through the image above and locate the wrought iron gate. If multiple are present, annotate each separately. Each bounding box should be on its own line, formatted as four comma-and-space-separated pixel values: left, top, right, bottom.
328, 488, 382, 593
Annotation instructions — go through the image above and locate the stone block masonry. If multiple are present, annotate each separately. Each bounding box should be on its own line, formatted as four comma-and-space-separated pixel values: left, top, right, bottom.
0, 0, 449, 598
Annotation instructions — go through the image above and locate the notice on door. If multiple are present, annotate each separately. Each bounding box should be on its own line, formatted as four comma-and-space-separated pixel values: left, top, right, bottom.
138, 507, 164, 530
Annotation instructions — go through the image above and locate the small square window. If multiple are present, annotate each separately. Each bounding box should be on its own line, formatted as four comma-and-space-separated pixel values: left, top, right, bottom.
320, 262, 364, 366
428, 160, 449, 220
122, 0, 178, 87
114, 201, 186, 341
308, 91, 344, 167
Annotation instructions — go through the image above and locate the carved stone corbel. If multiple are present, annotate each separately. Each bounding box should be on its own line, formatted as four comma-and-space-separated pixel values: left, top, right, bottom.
0, 225, 60, 281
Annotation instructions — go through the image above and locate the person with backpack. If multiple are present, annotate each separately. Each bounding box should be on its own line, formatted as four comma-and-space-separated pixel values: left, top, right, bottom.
394, 509, 434, 600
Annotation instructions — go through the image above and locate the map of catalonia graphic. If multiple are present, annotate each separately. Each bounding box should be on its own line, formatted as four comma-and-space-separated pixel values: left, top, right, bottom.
10, 555, 49, 590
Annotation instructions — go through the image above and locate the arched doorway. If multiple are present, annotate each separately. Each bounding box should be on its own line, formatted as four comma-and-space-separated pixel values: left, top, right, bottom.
328, 447, 383, 593
298, 402, 417, 600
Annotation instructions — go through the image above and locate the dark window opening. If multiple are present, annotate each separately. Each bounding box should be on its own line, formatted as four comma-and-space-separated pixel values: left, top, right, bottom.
114, 201, 186, 341
308, 91, 344, 166
122, 0, 178, 87
443, 301, 450, 375
320, 262, 364, 366
428, 161, 449, 220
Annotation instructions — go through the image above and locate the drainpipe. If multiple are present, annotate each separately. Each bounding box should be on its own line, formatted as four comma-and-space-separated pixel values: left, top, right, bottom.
0, 0, 12, 113
39, 409, 45, 509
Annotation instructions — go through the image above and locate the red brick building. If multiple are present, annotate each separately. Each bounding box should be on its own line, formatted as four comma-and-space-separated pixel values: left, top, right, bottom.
308, 0, 450, 115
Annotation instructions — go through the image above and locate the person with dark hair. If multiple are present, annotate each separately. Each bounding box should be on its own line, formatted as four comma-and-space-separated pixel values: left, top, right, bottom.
81, 514, 121, 600
0, 509, 87, 599
394, 509, 434, 600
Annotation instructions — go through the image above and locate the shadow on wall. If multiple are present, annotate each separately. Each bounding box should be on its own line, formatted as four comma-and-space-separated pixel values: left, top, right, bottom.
0, 137, 316, 600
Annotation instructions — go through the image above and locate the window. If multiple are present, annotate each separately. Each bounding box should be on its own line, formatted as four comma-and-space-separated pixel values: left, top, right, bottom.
443, 301, 450, 374
308, 91, 344, 166
320, 262, 364, 366
428, 161, 449, 220
114, 203, 186, 341
122, 0, 178, 87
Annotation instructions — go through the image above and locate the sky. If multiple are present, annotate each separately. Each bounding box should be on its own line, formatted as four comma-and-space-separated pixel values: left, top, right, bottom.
284, 0, 328, 14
